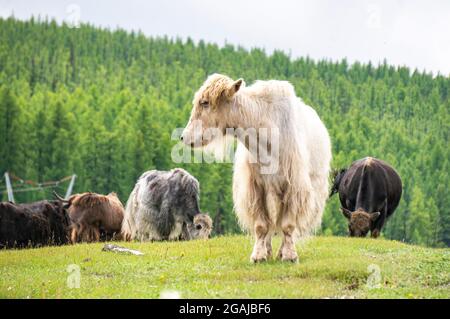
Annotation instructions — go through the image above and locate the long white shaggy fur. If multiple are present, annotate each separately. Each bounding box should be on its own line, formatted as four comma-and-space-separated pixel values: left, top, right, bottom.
182, 74, 332, 262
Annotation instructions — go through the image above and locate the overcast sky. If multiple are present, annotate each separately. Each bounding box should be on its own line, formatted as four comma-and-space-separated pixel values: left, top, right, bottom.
1, 0, 449, 75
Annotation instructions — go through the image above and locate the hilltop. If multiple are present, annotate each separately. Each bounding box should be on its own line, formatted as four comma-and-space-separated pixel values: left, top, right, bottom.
0, 235, 448, 298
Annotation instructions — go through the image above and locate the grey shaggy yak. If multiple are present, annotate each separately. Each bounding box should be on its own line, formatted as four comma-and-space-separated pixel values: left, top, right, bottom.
121, 168, 212, 241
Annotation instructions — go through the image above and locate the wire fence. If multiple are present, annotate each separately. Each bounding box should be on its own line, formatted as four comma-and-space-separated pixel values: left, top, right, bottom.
0, 172, 76, 202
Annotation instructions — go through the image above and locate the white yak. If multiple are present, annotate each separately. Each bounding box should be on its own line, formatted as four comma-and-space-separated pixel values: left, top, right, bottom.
181, 74, 331, 262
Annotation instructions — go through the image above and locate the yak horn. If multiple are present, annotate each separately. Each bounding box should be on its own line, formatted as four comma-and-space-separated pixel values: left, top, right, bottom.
53, 191, 68, 202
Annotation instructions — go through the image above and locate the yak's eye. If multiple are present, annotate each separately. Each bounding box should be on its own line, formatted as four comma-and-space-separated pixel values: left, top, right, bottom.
200, 100, 209, 108
196, 224, 202, 230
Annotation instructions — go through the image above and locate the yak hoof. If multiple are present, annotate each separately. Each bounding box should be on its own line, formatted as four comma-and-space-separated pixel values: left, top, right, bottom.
251, 251, 268, 263
251, 256, 267, 263
278, 248, 299, 263
282, 255, 299, 263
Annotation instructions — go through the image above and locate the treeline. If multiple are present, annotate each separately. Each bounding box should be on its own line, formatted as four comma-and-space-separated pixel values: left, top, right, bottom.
0, 17, 448, 246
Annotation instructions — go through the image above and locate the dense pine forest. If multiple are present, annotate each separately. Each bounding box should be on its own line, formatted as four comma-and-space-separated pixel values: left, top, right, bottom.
0, 17, 448, 246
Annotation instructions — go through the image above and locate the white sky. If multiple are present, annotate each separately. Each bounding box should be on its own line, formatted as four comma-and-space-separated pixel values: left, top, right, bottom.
1, 0, 449, 75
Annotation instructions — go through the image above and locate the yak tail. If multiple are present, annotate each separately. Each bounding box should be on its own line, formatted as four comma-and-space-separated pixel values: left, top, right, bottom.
329, 168, 347, 198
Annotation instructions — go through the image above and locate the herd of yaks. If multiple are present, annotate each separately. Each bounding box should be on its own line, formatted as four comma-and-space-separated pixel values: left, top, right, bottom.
0, 156, 401, 250
0, 168, 212, 249
0, 74, 404, 253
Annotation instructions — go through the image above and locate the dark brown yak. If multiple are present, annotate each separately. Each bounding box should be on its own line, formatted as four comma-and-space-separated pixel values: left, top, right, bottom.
55, 192, 124, 243
0, 199, 70, 248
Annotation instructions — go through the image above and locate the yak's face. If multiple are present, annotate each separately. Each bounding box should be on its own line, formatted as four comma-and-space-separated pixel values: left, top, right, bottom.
188, 213, 213, 239
48, 200, 72, 227
181, 74, 243, 147
341, 208, 380, 237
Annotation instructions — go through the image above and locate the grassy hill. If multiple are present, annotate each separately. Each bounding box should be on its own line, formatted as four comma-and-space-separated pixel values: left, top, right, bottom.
0, 235, 448, 299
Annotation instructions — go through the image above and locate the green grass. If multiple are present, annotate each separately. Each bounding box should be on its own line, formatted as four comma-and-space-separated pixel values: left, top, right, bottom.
0, 235, 449, 299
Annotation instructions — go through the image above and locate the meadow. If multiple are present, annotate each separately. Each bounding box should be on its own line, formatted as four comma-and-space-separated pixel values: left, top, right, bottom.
1, 236, 448, 298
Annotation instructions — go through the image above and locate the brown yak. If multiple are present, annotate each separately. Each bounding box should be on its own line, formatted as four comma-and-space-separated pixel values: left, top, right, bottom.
54, 192, 124, 243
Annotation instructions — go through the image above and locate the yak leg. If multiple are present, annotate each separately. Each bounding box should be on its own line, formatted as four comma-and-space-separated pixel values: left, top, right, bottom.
265, 232, 273, 260
87, 226, 100, 242
250, 184, 272, 263
78, 225, 86, 242
264, 189, 279, 261
180, 222, 192, 241
277, 202, 298, 262
92, 227, 100, 242
113, 231, 123, 241
233, 155, 272, 263
70, 226, 78, 244
250, 216, 270, 263
371, 209, 387, 238
81, 226, 89, 242
80, 225, 90, 242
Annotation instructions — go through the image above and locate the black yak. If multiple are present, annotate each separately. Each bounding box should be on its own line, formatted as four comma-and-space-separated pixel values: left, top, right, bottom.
330, 157, 402, 238
0, 200, 70, 248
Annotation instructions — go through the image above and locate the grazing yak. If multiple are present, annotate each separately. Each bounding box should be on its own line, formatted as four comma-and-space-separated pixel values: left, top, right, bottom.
122, 168, 213, 241
0, 200, 70, 248
55, 192, 124, 243
330, 157, 402, 238
181, 74, 331, 262
181, 213, 213, 240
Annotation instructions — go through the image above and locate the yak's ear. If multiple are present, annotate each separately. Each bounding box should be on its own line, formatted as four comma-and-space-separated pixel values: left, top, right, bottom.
371, 212, 381, 221
340, 207, 352, 219
227, 78, 244, 97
